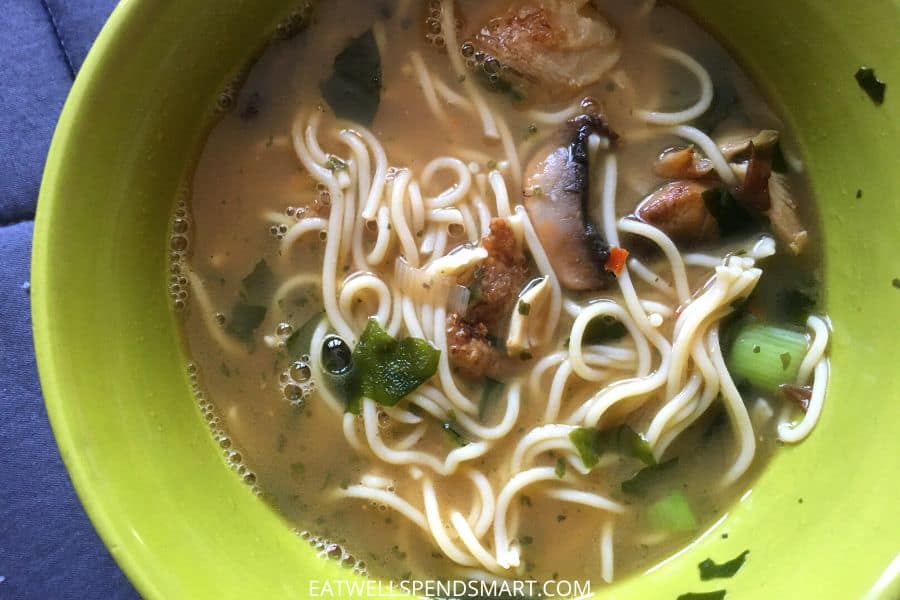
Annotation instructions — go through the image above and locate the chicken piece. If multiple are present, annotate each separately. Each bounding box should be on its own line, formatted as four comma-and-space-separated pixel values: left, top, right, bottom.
653, 145, 713, 180
523, 113, 616, 291
466, 218, 530, 332
472, 0, 620, 101
446, 313, 502, 379
446, 218, 529, 378
637, 180, 718, 244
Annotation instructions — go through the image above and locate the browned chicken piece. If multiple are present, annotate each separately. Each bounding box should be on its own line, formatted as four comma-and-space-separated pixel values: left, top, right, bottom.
446, 218, 529, 378
466, 218, 530, 332
653, 145, 714, 180
636, 180, 718, 244
472, 0, 619, 101
524, 113, 615, 291
446, 313, 502, 379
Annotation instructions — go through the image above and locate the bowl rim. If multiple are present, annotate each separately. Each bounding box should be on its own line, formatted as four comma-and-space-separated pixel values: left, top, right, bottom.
32, 2, 161, 597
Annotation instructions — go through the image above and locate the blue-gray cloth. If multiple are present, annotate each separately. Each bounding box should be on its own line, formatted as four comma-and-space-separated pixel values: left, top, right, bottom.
0, 1, 139, 598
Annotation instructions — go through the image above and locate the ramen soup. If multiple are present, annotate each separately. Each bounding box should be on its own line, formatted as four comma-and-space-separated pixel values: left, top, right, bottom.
174, 0, 831, 588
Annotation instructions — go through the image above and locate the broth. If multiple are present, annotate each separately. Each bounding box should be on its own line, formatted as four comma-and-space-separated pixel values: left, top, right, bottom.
175, 0, 826, 590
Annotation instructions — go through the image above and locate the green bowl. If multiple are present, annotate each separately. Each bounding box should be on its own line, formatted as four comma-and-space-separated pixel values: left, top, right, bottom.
33, 1, 900, 598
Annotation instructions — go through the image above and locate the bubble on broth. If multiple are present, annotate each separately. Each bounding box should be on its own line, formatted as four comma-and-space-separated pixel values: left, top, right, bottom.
275, 2, 314, 41
169, 200, 191, 310
187, 361, 258, 488
296, 530, 368, 576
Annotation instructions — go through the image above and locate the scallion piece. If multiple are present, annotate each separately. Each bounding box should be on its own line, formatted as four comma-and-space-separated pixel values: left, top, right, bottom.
648, 490, 698, 533
727, 323, 809, 392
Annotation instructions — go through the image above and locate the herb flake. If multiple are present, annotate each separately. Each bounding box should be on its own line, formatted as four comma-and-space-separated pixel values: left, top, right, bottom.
621, 458, 679, 495
855, 66, 887, 105
321, 29, 382, 125
676, 591, 726, 600
569, 425, 655, 470
555, 458, 567, 479
699, 550, 749, 580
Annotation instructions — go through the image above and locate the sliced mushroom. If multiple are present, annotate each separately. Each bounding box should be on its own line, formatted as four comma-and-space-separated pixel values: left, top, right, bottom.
523, 113, 616, 291
718, 129, 779, 162
724, 130, 809, 254
506, 276, 550, 356
653, 145, 714, 179
470, 0, 620, 101
636, 180, 718, 244
768, 173, 808, 254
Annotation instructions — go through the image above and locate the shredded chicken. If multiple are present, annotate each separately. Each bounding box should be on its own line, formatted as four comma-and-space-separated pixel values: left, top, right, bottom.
466, 218, 530, 331
446, 313, 502, 379
446, 218, 529, 378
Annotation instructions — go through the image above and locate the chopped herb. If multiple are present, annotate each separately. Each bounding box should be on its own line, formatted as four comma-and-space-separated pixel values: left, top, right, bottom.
621, 458, 679, 495
517, 300, 531, 316
226, 302, 267, 343
225, 260, 276, 343
699, 550, 749, 580
780, 351, 792, 370
702, 410, 727, 441
582, 315, 628, 345
221, 362, 231, 377
555, 458, 567, 479
556, 514, 567, 522
526, 185, 543, 197
239, 92, 262, 121
276, 433, 287, 453
752, 345, 761, 354
519, 535, 534, 546
770, 141, 789, 173
856, 189, 863, 199
775, 288, 818, 324
320, 29, 382, 125
241, 259, 276, 304
676, 591, 726, 600
648, 490, 698, 532
486, 160, 498, 170
479, 378, 504, 421
702, 187, 754, 237
290, 462, 306, 481
351, 319, 440, 407
524, 123, 538, 139
520, 495, 532, 507
442, 422, 469, 446
893, 278, 900, 289
325, 155, 348, 172
855, 66, 887, 105
519, 351, 533, 361
286, 312, 324, 359
569, 424, 655, 470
